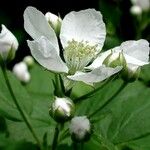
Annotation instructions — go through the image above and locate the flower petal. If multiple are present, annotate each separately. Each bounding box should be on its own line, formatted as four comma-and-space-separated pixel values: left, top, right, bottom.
60, 9, 106, 51
87, 50, 112, 69
24, 6, 59, 54
27, 36, 68, 73
67, 65, 122, 85
88, 39, 149, 69
120, 39, 149, 63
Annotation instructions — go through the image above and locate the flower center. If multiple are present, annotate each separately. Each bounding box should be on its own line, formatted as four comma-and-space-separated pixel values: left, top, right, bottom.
64, 39, 97, 74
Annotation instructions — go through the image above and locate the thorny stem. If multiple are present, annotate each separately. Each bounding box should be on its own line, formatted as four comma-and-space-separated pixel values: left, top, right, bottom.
89, 81, 128, 118
1, 64, 42, 149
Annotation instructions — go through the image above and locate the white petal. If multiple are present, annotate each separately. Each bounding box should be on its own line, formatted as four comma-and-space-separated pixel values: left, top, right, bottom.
89, 39, 150, 69
87, 50, 112, 69
60, 9, 106, 51
24, 6, 59, 54
124, 54, 149, 66
27, 36, 68, 73
120, 39, 149, 63
67, 65, 122, 85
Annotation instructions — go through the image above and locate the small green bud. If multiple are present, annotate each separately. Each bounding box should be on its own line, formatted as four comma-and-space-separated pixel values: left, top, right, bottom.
121, 64, 141, 82
23, 55, 34, 68
49, 97, 75, 123
103, 51, 127, 68
45, 12, 62, 36
69, 116, 92, 142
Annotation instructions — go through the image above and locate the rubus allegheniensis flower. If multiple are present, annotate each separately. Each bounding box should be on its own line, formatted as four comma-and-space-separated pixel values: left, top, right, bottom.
0, 25, 18, 62
24, 7, 122, 85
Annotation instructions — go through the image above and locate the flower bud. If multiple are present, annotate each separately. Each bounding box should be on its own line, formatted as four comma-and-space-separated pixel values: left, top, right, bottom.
45, 12, 62, 36
13, 62, 31, 83
0, 25, 18, 63
121, 64, 141, 82
130, 5, 142, 15
103, 51, 127, 68
69, 116, 91, 142
23, 55, 34, 68
49, 97, 75, 123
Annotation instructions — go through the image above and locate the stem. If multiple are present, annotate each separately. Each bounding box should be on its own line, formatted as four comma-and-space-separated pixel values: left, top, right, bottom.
52, 124, 59, 150
89, 81, 128, 118
1, 65, 42, 149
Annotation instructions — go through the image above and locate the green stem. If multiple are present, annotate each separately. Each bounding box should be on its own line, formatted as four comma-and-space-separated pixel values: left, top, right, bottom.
1, 65, 42, 149
52, 124, 59, 150
89, 81, 128, 118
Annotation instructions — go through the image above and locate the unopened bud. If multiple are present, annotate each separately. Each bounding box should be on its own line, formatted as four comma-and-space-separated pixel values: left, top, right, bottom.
23, 55, 34, 68
45, 12, 62, 36
122, 64, 141, 82
0, 25, 18, 63
13, 62, 31, 83
130, 5, 142, 15
49, 97, 75, 123
69, 116, 91, 142
103, 51, 127, 68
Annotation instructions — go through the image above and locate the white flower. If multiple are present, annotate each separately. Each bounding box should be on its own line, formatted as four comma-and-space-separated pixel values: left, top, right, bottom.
13, 62, 30, 83
88, 39, 150, 74
69, 116, 91, 142
131, 0, 150, 11
49, 97, 75, 123
130, 5, 142, 15
24, 7, 122, 85
0, 25, 18, 61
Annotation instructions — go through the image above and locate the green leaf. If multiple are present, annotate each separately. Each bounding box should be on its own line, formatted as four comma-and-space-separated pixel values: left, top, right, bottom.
0, 68, 32, 121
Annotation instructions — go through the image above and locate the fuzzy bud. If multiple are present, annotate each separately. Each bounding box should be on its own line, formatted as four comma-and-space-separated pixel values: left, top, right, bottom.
69, 116, 91, 142
49, 97, 75, 123
13, 62, 31, 83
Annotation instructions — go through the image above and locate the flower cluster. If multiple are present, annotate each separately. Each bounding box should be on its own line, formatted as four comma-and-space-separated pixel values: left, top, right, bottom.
23, 7, 150, 143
